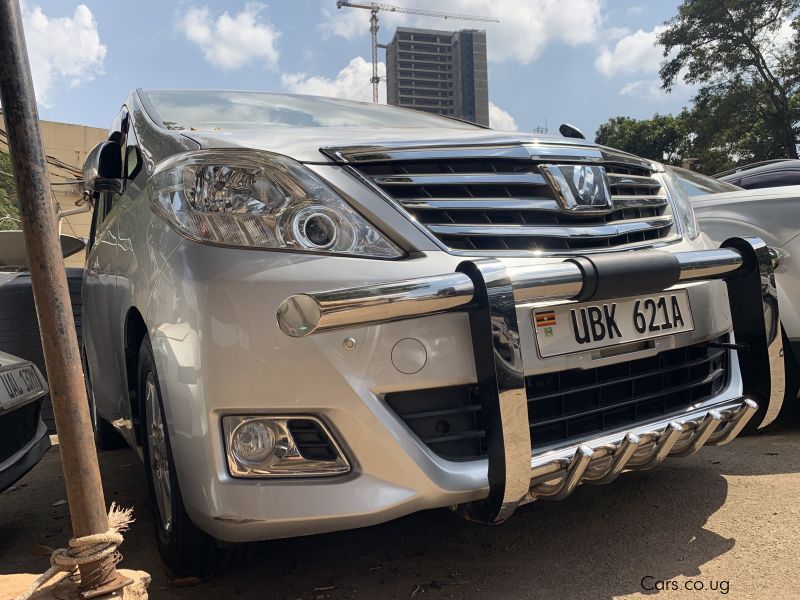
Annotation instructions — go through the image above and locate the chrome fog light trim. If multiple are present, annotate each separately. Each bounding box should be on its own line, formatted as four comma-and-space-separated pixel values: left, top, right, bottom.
222, 416, 350, 478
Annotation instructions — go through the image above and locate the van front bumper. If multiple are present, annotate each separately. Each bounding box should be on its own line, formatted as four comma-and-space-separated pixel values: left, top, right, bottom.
150, 236, 783, 541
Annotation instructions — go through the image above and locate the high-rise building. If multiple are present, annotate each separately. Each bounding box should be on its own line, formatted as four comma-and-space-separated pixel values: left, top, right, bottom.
386, 27, 489, 126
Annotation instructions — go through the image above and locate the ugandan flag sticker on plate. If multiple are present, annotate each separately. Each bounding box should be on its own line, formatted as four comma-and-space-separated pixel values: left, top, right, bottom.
534, 310, 557, 328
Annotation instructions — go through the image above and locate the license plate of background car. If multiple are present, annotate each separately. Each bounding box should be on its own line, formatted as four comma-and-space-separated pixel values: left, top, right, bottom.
532, 290, 694, 358
0, 364, 45, 410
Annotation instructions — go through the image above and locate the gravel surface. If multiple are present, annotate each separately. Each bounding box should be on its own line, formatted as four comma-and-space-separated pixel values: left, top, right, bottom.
1, 425, 798, 600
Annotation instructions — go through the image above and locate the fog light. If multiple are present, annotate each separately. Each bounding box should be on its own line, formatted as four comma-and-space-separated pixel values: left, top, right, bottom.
231, 420, 275, 464
222, 415, 350, 478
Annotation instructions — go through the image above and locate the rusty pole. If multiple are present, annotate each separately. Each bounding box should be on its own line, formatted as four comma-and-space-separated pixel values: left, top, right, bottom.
0, 0, 124, 593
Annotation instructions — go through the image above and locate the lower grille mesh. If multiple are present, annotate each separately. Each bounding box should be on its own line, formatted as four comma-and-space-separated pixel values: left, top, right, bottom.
384, 337, 729, 461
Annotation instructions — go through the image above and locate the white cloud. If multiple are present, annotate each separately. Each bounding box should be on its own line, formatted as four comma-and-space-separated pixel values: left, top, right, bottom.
489, 102, 517, 130
318, 6, 366, 40
22, 3, 106, 107
281, 57, 386, 103
320, 0, 602, 65
595, 26, 666, 77
179, 2, 280, 70
619, 79, 663, 100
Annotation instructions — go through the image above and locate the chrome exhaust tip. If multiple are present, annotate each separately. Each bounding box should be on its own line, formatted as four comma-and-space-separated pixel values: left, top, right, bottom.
585, 433, 641, 485
531, 445, 594, 500
672, 410, 722, 457
708, 399, 758, 446
630, 421, 683, 469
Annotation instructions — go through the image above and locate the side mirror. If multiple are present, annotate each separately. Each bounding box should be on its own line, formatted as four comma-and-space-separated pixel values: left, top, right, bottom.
83, 141, 123, 194
559, 123, 586, 140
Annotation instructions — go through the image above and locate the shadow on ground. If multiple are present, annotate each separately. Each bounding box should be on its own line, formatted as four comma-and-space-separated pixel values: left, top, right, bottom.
1, 426, 798, 600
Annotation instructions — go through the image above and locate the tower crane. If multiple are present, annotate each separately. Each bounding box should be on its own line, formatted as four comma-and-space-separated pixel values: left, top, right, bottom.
335, 1, 499, 102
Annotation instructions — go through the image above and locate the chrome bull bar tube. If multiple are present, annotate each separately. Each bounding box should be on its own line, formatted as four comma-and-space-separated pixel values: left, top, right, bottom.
276, 249, 744, 336
276, 237, 784, 523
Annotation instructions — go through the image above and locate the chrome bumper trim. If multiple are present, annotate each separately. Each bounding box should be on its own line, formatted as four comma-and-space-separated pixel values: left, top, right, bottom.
525, 398, 757, 503
277, 247, 747, 337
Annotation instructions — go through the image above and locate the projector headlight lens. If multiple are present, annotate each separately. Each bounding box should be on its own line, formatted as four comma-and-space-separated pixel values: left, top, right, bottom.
149, 149, 402, 258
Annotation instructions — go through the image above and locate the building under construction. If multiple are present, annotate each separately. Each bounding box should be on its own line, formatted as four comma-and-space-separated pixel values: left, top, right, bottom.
386, 27, 489, 126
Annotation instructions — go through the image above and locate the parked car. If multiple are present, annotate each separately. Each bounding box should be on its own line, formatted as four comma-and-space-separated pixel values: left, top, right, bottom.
683, 167, 800, 415
81, 89, 783, 576
0, 349, 49, 492
716, 158, 800, 189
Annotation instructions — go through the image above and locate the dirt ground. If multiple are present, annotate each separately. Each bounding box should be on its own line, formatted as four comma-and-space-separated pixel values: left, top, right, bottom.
1, 426, 798, 600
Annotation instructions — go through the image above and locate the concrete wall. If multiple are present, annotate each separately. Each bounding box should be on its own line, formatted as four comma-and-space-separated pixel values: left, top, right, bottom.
0, 114, 107, 267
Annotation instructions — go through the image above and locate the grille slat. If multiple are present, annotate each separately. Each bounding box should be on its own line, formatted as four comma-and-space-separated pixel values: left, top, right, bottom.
611, 195, 669, 209
384, 337, 729, 461
608, 174, 663, 189
372, 173, 549, 186
401, 197, 560, 211
354, 156, 675, 254
428, 216, 673, 239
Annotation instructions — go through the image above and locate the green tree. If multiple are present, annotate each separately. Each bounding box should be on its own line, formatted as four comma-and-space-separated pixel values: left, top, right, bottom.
659, 0, 800, 159
595, 114, 689, 165
0, 151, 20, 231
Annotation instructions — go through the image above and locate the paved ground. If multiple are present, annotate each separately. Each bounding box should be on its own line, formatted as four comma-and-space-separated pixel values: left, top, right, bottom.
1, 425, 798, 600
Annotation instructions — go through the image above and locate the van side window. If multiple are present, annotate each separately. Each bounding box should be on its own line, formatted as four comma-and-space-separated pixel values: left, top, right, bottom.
740, 170, 800, 189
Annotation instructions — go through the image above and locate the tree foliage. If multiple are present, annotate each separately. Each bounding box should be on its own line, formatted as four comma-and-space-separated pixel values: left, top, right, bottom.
659, 0, 800, 159
595, 114, 689, 165
596, 0, 800, 173
0, 152, 20, 231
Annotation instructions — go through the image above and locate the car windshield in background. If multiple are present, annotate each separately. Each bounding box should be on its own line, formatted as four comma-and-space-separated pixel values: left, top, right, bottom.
143, 90, 480, 131
667, 165, 741, 197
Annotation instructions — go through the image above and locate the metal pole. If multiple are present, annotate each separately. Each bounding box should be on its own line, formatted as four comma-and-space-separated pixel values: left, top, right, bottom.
370, 8, 379, 102
0, 0, 124, 594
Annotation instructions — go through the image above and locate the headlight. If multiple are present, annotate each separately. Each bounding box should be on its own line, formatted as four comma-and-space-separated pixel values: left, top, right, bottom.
661, 168, 700, 240
149, 150, 403, 258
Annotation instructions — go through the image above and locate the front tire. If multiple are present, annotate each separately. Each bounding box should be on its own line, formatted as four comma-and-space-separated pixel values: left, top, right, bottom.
138, 337, 230, 577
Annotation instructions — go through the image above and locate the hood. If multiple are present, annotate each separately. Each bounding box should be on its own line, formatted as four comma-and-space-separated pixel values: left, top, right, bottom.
180, 127, 605, 164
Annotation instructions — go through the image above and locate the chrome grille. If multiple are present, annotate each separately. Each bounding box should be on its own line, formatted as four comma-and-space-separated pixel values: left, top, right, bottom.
351, 158, 676, 253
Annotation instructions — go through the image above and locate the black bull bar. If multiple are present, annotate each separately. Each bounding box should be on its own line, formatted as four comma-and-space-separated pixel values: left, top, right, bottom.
277, 237, 784, 524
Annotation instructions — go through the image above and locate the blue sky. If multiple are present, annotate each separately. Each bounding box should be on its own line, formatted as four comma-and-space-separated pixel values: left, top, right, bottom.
23, 0, 694, 138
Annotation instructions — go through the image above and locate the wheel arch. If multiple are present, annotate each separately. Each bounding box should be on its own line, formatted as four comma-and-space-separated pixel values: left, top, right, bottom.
124, 305, 149, 446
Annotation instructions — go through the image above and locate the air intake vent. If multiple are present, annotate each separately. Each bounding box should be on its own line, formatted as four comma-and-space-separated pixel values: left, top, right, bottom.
287, 419, 339, 461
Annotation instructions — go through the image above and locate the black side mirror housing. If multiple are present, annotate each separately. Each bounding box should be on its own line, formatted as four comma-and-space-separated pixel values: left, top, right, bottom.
83, 141, 123, 194
559, 123, 586, 140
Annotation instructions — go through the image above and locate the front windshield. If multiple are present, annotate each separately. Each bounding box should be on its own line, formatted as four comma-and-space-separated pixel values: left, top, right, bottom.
667, 165, 741, 197
143, 90, 480, 131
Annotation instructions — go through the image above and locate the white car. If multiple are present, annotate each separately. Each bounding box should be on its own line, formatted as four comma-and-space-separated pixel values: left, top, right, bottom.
684, 169, 800, 414
81, 90, 783, 576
